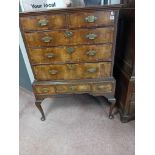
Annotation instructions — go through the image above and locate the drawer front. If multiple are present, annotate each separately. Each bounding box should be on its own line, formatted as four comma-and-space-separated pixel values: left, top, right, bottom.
20, 15, 66, 31
69, 11, 115, 28
25, 31, 68, 47
33, 82, 113, 95
33, 85, 55, 94
33, 62, 111, 80
92, 83, 113, 93
29, 44, 112, 65
67, 27, 114, 45
25, 27, 114, 47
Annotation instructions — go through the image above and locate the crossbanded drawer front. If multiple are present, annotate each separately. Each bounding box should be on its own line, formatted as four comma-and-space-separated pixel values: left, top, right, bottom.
29, 44, 112, 65
24, 27, 114, 47
20, 14, 66, 31
33, 85, 56, 94
69, 11, 115, 28
33, 82, 114, 95
33, 62, 111, 81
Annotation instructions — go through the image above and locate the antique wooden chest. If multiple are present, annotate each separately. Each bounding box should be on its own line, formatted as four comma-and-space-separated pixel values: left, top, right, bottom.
20, 6, 119, 121
114, 4, 135, 122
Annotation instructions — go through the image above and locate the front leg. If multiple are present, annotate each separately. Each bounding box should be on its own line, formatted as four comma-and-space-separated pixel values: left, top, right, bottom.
108, 98, 116, 119
35, 100, 45, 121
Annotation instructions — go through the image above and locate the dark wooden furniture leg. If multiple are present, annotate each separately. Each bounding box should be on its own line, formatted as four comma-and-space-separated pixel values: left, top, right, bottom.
94, 94, 116, 119
35, 100, 45, 121
108, 98, 116, 119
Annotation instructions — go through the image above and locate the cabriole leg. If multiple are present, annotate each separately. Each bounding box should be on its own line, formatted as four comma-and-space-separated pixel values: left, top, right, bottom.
35, 100, 45, 121
108, 98, 116, 119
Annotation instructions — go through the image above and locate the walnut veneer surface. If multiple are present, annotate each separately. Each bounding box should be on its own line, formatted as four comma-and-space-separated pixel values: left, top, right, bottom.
20, 6, 120, 121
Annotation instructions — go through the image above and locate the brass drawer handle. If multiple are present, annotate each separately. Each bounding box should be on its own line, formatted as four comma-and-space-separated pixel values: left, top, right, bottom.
86, 33, 97, 40
67, 47, 75, 54
42, 88, 49, 93
45, 53, 55, 58
87, 68, 97, 73
65, 31, 73, 38
68, 86, 77, 91
67, 64, 76, 70
42, 36, 52, 43
85, 16, 97, 23
86, 50, 96, 56
38, 19, 48, 26
48, 70, 58, 75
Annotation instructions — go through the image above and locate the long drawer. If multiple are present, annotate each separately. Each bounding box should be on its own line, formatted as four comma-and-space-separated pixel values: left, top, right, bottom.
33, 62, 112, 81
25, 27, 114, 47
20, 11, 115, 31
29, 44, 112, 65
33, 81, 114, 95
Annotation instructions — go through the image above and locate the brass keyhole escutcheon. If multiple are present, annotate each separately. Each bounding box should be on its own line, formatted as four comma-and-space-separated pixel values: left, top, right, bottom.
67, 64, 76, 70
67, 47, 75, 54
65, 31, 73, 38
69, 86, 77, 91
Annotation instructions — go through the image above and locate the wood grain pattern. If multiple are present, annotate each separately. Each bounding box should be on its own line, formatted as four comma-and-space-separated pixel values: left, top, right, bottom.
24, 27, 114, 47
114, 7, 135, 122
33, 82, 113, 95
19, 6, 120, 121
20, 10, 116, 31
20, 14, 66, 31
33, 62, 112, 80
33, 85, 55, 94
56, 84, 90, 93
29, 44, 112, 65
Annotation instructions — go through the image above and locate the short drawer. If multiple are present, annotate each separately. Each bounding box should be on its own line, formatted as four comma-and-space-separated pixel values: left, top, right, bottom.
29, 44, 112, 65
69, 11, 115, 28
33, 62, 112, 81
33, 85, 55, 94
92, 83, 113, 93
24, 27, 114, 47
20, 14, 66, 31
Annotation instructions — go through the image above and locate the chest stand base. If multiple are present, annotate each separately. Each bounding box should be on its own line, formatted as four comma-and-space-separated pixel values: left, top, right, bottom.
35, 94, 116, 121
